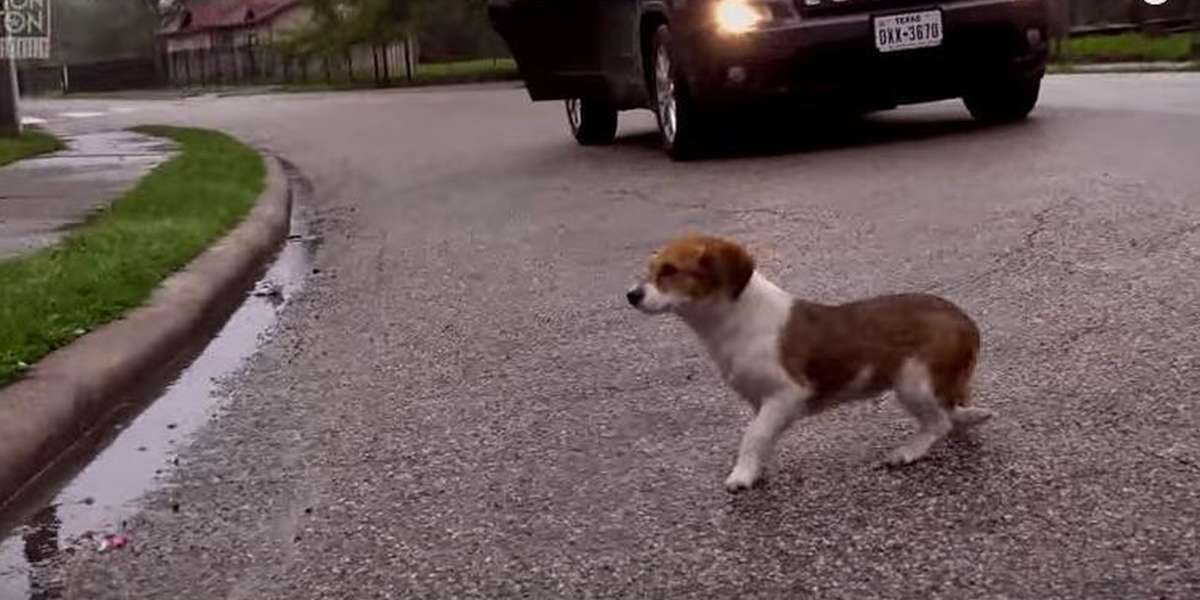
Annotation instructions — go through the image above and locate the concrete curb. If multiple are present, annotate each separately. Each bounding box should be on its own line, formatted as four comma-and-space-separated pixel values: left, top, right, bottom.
0, 153, 291, 507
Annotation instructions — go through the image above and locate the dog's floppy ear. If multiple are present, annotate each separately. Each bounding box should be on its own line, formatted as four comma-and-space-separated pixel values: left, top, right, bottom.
701, 239, 755, 300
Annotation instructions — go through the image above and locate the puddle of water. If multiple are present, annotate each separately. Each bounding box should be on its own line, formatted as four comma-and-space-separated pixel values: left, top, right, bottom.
0, 159, 316, 599
10, 130, 175, 173
17, 154, 171, 173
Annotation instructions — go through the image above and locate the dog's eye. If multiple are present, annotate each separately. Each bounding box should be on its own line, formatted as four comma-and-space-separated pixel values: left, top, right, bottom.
658, 264, 677, 278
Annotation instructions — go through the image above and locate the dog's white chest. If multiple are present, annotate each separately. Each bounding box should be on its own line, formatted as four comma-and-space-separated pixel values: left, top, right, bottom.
715, 337, 793, 404
688, 273, 798, 405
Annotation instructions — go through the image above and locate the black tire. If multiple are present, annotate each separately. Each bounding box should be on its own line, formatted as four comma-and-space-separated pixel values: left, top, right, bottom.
651, 25, 709, 160
963, 77, 1041, 124
565, 97, 618, 145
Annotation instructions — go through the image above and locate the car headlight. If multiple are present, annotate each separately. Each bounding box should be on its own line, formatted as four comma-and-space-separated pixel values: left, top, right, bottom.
714, 0, 771, 34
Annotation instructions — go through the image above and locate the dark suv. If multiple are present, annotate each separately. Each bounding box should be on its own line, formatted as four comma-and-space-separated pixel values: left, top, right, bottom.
489, 0, 1048, 159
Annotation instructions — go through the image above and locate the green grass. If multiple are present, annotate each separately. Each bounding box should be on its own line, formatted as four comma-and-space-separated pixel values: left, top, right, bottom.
0, 129, 63, 167
413, 58, 517, 83
0, 126, 265, 386
1057, 33, 1193, 64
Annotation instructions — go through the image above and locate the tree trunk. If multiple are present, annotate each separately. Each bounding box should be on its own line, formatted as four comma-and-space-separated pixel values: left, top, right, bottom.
381, 42, 390, 84
404, 37, 414, 82
373, 45, 380, 86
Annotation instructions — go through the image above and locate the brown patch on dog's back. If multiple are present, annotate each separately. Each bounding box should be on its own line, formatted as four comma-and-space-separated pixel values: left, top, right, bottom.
780, 294, 980, 410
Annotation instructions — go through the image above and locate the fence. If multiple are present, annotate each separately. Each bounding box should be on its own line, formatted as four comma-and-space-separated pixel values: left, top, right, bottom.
1049, 0, 1198, 37
165, 39, 418, 88
18, 58, 161, 95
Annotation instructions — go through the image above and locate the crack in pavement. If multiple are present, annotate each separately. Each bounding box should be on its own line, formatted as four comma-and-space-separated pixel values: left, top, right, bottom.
923, 201, 1066, 295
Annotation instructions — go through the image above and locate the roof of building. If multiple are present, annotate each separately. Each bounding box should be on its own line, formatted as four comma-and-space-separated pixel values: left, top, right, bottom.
161, 0, 301, 36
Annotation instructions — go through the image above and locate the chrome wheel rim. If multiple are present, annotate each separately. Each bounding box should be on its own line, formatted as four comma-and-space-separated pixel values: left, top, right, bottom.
566, 98, 582, 133
654, 44, 677, 144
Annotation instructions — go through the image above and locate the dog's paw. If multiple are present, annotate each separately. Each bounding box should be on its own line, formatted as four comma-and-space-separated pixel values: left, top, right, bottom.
724, 469, 760, 493
950, 407, 995, 432
883, 446, 923, 468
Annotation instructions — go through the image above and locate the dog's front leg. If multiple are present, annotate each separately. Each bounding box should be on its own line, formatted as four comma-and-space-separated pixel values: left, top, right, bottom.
725, 389, 809, 493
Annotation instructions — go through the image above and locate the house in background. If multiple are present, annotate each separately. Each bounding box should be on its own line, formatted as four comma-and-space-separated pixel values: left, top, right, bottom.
160, 0, 417, 87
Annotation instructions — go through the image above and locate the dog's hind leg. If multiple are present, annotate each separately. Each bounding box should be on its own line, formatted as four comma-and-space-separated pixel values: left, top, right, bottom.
945, 372, 993, 434
941, 361, 993, 432
885, 360, 953, 467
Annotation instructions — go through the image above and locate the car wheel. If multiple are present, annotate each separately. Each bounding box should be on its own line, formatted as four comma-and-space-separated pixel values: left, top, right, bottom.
565, 97, 618, 145
963, 77, 1041, 124
652, 24, 708, 160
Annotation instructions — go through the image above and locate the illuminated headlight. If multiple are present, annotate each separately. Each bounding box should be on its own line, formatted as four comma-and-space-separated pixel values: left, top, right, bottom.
715, 0, 771, 34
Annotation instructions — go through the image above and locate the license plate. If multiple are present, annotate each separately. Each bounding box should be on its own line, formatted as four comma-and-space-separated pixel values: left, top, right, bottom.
874, 10, 943, 53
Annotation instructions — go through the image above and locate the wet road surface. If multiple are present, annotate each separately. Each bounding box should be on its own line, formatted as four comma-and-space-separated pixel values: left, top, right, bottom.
0, 161, 318, 599
3, 74, 1200, 598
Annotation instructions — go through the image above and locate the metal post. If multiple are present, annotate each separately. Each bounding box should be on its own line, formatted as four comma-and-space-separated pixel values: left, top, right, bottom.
1, 52, 20, 137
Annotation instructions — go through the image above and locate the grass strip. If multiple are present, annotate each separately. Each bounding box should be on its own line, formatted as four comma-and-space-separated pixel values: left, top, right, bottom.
1057, 33, 1193, 64
0, 129, 63, 167
0, 126, 265, 386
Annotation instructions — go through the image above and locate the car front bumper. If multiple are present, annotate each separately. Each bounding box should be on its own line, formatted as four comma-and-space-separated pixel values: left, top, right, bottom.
677, 0, 1049, 110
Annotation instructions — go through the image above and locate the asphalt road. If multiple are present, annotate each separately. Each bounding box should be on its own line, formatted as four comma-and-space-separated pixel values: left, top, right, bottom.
10, 74, 1200, 599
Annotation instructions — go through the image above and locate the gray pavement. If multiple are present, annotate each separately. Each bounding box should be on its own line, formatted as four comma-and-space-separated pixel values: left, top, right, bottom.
3, 74, 1200, 598
0, 130, 175, 258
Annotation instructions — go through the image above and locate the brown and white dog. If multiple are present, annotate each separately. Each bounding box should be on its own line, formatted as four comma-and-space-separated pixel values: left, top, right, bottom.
626, 234, 992, 492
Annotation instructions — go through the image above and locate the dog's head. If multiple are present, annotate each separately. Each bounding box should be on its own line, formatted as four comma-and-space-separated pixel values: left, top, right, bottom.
626, 235, 756, 314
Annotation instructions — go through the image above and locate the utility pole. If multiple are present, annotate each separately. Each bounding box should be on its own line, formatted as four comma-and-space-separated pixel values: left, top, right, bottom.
1, 27, 22, 137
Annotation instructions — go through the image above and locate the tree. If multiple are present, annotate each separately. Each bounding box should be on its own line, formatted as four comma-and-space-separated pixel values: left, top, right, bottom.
140, 0, 185, 24
283, 0, 421, 55
53, 0, 161, 63
415, 0, 507, 62
276, 0, 427, 83
275, 0, 506, 84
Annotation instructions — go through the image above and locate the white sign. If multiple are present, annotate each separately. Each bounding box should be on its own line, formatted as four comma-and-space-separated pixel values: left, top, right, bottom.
1, 0, 52, 60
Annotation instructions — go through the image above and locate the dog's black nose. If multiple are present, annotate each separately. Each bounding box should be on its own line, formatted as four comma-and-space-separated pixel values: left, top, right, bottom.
626, 287, 645, 307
